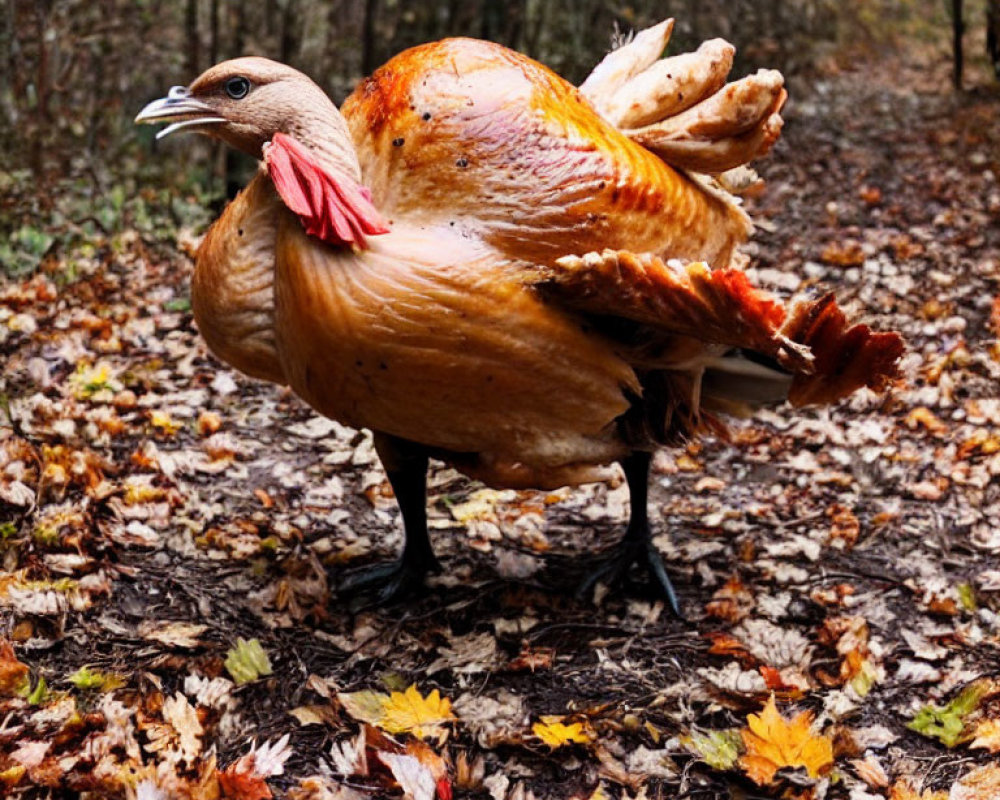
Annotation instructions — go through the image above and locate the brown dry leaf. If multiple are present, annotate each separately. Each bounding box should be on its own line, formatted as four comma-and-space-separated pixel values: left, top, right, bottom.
139, 621, 209, 650
904, 407, 947, 435
705, 632, 755, 666
851, 754, 889, 789
820, 239, 865, 266
738, 695, 833, 785
289, 705, 337, 727
950, 763, 1000, 800
858, 184, 882, 205
705, 575, 754, 623
990, 295, 1000, 337
957, 429, 1000, 459
198, 410, 223, 436
888, 782, 947, 800
162, 692, 204, 763
0, 639, 29, 695
827, 503, 860, 549
507, 645, 554, 673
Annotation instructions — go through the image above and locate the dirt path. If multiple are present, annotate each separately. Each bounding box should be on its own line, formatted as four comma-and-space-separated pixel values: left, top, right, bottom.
1, 54, 999, 800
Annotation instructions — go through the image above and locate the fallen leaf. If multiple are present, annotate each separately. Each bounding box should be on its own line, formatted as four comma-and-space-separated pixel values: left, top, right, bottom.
225, 638, 273, 685
950, 763, 1000, 800
851, 754, 889, 789
0, 639, 29, 695
68, 665, 125, 692
149, 410, 182, 436
906, 680, 989, 747
532, 716, 593, 749
139, 621, 209, 650
827, 503, 860, 549
904, 407, 947, 434
969, 718, 1000, 754
339, 685, 455, 741
888, 781, 947, 800
378, 753, 436, 800
162, 692, 203, 763
219, 735, 292, 800
381, 686, 455, 741
682, 729, 741, 770
738, 695, 833, 785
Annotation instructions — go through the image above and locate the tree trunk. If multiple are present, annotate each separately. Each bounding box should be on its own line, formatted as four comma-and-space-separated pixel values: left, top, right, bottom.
32, 0, 52, 177
280, 0, 300, 64
988, 0, 1000, 80
185, 0, 199, 77
361, 0, 379, 75
209, 0, 219, 65
952, 0, 963, 90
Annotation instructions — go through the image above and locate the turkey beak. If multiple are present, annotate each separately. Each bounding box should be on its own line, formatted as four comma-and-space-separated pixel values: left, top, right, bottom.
135, 86, 225, 139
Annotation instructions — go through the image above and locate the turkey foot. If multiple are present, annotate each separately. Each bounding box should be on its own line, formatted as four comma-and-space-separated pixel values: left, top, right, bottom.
339, 433, 440, 608
576, 451, 684, 619
340, 548, 441, 609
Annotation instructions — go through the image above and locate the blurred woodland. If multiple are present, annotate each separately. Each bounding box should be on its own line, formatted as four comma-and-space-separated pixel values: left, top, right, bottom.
1, 0, 998, 188
3, 3, 1000, 798
0, 0, 992, 280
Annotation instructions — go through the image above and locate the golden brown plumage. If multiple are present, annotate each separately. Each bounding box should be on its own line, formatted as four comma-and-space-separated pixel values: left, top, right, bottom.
136, 22, 904, 610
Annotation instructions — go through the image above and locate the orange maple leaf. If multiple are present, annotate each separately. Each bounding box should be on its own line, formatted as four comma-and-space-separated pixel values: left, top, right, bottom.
739, 695, 833, 785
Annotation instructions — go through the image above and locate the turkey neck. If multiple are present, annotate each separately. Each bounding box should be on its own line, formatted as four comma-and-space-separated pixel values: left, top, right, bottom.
280, 89, 362, 183
191, 96, 365, 387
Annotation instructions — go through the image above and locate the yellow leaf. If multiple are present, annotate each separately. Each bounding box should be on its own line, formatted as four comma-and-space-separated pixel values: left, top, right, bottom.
381, 685, 455, 739
532, 716, 593, 749
738, 695, 833, 785
225, 638, 272, 685
338, 689, 389, 726
970, 718, 1000, 753
339, 684, 455, 741
149, 410, 182, 435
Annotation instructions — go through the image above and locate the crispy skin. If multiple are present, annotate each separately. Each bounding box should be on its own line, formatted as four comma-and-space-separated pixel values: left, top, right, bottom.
194, 174, 286, 384
272, 220, 638, 486
341, 37, 751, 268
191, 37, 902, 488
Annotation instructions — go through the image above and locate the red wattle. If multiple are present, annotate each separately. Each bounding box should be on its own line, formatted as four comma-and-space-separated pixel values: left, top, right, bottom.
264, 132, 390, 248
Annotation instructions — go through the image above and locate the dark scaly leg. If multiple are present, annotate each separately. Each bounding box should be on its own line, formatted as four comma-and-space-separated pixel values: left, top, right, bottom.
339, 432, 440, 605
576, 450, 684, 618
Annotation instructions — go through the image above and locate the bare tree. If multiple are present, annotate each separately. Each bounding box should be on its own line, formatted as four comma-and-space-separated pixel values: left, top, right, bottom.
989, 0, 1000, 78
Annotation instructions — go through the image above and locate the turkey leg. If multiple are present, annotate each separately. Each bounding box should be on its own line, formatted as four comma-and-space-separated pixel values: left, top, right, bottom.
577, 450, 684, 619
340, 432, 440, 605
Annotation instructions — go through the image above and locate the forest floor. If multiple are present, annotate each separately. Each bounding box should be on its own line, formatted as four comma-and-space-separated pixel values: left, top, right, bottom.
2, 47, 1000, 800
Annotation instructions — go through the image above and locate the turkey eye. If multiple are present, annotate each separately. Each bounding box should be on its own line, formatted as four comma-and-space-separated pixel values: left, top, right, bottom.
225, 76, 250, 99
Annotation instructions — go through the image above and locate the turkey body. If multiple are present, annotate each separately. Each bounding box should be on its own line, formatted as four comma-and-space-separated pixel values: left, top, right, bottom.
195, 38, 753, 488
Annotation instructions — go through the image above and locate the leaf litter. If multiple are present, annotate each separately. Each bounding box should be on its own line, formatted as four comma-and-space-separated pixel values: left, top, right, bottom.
2, 41, 1000, 800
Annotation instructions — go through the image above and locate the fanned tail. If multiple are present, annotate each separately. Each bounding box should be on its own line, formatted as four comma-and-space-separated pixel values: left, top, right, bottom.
580, 19, 786, 184
532, 250, 904, 408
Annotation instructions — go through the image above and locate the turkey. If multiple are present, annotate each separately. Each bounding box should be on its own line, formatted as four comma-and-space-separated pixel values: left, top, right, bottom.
136, 21, 903, 615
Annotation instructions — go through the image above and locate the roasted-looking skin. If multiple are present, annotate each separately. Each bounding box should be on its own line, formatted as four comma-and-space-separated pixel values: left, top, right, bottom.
194, 39, 763, 488
139, 27, 903, 607
341, 39, 749, 265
